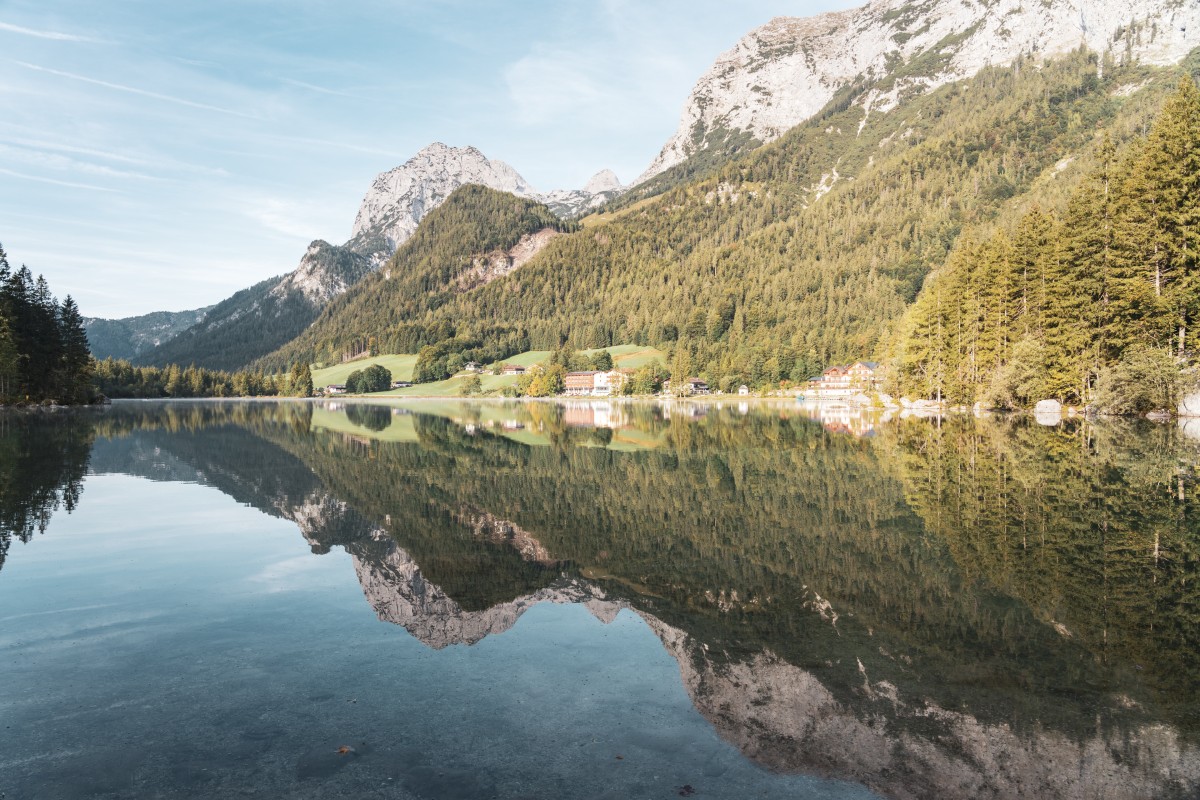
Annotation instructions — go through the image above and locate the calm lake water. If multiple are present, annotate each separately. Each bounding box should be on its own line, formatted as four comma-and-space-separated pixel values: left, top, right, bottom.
1, 399, 1199, 799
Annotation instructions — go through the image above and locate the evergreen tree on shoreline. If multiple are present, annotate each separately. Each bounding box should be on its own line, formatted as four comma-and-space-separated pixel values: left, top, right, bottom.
0, 244, 95, 404
894, 77, 1200, 408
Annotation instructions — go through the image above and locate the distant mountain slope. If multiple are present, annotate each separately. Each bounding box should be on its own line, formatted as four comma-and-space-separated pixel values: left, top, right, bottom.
256, 185, 573, 372
138, 274, 314, 371
84, 306, 210, 361
268, 47, 1199, 389
141, 144, 619, 371
637, 0, 1200, 186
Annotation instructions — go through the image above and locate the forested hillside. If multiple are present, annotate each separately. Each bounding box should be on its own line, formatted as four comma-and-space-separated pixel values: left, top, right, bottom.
894, 76, 1200, 407
257, 48, 1200, 391
257, 186, 573, 372
138, 242, 371, 372
0, 244, 95, 404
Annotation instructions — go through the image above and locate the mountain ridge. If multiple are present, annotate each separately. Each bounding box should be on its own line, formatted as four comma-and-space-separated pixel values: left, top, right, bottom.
638, 0, 1200, 185
131, 143, 617, 370
84, 306, 211, 362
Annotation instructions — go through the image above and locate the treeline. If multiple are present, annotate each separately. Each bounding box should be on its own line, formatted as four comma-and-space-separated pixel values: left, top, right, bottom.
0, 244, 94, 404
93, 358, 285, 398
251, 48, 1195, 392
894, 77, 1200, 409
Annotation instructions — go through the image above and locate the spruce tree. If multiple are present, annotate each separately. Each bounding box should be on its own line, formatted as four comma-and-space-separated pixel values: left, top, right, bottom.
1114, 77, 1200, 356
0, 313, 19, 400
57, 296, 92, 403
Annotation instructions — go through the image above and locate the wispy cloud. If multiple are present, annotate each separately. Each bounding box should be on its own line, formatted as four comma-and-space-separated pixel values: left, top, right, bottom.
241, 195, 332, 240
0, 165, 120, 192
247, 554, 340, 593
1, 136, 150, 165
0, 133, 231, 176
0, 21, 106, 43
504, 49, 609, 127
14, 61, 257, 118
263, 132, 410, 159
0, 143, 163, 180
281, 77, 364, 100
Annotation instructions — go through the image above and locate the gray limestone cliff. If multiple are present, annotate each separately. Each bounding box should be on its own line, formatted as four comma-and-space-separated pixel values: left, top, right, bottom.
638, 0, 1200, 184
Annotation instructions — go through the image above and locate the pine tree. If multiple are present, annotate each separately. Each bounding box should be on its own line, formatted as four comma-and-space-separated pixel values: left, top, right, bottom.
0, 313, 19, 400
296, 363, 313, 397
670, 340, 693, 396
1113, 76, 1200, 356
57, 296, 93, 403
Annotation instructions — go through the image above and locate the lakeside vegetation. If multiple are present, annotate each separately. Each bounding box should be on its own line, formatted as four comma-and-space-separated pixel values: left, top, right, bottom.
894, 77, 1200, 410
93, 358, 285, 398
0, 244, 95, 405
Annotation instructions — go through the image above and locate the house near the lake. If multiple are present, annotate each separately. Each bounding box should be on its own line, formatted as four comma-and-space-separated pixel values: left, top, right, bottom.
565, 370, 631, 397
805, 362, 882, 398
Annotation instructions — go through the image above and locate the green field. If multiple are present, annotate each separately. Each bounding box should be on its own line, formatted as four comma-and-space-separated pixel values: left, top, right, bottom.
311, 354, 417, 388
378, 373, 519, 397
317, 346, 664, 397
594, 346, 666, 370
484, 345, 663, 372
493, 350, 551, 368
492, 345, 665, 371
310, 405, 419, 442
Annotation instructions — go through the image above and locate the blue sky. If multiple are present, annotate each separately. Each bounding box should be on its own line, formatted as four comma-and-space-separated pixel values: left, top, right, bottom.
1, 0, 858, 318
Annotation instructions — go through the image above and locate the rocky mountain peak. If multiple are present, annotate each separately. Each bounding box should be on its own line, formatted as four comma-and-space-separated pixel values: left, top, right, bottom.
347, 143, 624, 262
583, 169, 623, 195
637, 0, 1200, 184
348, 143, 537, 258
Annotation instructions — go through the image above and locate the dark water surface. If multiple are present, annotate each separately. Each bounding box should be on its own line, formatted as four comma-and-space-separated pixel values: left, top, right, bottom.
1, 399, 1199, 799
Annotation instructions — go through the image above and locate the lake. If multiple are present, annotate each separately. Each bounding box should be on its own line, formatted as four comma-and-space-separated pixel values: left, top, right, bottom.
1, 399, 1198, 799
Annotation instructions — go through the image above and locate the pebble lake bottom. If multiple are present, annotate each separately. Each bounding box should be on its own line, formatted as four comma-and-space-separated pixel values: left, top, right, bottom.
0, 473, 876, 800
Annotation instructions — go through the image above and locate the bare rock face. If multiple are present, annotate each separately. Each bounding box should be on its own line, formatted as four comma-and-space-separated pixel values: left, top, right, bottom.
637, 0, 1200, 184
537, 169, 625, 217
454, 228, 562, 292
641, 616, 1200, 800
348, 142, 537, 260
349, 528, 624, 649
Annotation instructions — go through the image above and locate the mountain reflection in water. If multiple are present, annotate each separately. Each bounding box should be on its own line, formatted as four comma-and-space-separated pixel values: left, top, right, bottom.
2, 399, 1199, 799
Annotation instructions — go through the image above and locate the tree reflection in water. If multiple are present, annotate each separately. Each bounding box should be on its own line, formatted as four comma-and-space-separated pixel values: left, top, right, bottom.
3, 399, 1199, 799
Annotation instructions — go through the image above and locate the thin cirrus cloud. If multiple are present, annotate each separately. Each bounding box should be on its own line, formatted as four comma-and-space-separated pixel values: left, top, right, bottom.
0, 20, 106, 43
0, 143, 162, 181
279, 77, 366, 100
240, 194, 341, 241
13, 61, 257, 118
0, 165, 121, 192
0, 136, 232, 177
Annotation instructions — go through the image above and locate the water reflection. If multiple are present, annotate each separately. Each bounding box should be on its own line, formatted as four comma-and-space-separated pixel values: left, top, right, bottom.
3, 400, 1200, 799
